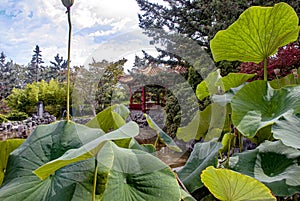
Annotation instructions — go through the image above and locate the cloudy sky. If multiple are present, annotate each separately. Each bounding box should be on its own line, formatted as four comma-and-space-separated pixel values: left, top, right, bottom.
0, 0, 157, 67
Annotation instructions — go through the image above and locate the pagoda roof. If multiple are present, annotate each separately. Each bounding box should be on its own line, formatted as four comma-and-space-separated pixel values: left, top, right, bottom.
119, 65, 187, 84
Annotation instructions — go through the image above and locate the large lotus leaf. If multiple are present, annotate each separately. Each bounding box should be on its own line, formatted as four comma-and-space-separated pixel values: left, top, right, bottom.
216, 73, 255, 92
196, 70, 254, 101
176, 103, 229, 142
231, 80, 300, 138
177, 141, 222, 193
34, 121, 139, 180
200, 194, 218, 201
269, 69, 300, 89
86, 104, 129, 132
201, 166, 276, 201
180, 188, 196, 201
0, 139, 25, 186
196, 70, 221, 100
272, 113, 300, 149
230, 140, 300, 196
98, 141, 181, 201
210, 2, 299, 63
250, 125, 274, 145
144, 114, 182, 152
111, 104, 130, 120
0, 121, 104, 201
128, 138, 156, 155
212, 83, 246, 108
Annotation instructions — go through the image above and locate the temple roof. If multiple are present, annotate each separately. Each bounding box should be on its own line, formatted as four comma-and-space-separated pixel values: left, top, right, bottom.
119, 65, 187, 84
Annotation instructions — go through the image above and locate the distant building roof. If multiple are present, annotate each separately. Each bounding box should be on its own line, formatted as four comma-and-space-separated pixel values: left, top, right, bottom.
119, 65, 187, 84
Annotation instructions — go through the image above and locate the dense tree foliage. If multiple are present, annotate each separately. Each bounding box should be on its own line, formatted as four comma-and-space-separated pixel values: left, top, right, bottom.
96, 58, 127, 112
0, 47, 73, 104
136, 0, 300, 75
72, 59, 126, 116
134, 0, 300, 136
0, 59, 24, 99
5, 79, 68, 116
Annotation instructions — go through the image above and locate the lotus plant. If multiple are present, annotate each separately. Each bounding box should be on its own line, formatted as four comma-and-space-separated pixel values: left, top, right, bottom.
61, 0, 74, 121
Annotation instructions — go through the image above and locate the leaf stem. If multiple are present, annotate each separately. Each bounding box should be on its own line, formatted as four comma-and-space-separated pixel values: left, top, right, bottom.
66, 7, 72, 121
154, 134, 159, 149
263, 58, 267, 81
175, 172, 188, 192
93, 158, 98, 201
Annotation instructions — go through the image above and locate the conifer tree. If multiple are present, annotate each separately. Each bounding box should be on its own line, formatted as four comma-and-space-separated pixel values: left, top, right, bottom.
136, 0, 300, 75
47, 53, 68, 82
0, 51, 6, 67
27, 45, 45, 83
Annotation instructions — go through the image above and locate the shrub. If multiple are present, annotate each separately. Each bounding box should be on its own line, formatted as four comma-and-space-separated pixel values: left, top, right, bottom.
6, 111, 28, 121
0, 114, 8, 123
6, 79, 68, 117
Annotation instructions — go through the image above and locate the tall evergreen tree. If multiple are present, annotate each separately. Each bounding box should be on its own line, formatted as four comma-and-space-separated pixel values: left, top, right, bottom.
0, 52, 6, 67
27, 45, 45, 83
136, 0, 300, 75
0, 60, 23, 99
135, 0, 300, 136
47, 53, 68, 82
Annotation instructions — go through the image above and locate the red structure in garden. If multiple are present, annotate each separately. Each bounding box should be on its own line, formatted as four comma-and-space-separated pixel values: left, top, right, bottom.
119, 65, 187, 113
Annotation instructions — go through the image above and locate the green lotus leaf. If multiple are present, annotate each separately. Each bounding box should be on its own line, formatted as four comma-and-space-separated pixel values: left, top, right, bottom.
272, 113, 300, 149
0, 121, 104, 201
200, 194, 218, 201
230, 140, 300, 196
196, 70, 221, 100
128, 138, 156, 155
250, 125, 274, 145
231, 80, 300, 138
0, 139, 25, 186
86, 104, 129, 132
176, 103, 229, 142
270, 67, 300, 89
219, 133, 235, 154
180, 188, 196, 201
144, 114, 182, 152
177, 141, 222, 193
216, 73, 255, 92
98, 141, 181, 201
201, 166, 276, 201
196, 70, 254, 101
34, 121, 139, 180
210, 2, 299, 63
112, 104, 130, 120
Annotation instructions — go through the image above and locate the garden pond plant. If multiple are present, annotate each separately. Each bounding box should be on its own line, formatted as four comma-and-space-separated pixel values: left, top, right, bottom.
0, 1, 300, 201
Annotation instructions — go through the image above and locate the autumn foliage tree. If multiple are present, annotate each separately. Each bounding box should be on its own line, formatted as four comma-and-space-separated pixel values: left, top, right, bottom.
239, 43, 300, 80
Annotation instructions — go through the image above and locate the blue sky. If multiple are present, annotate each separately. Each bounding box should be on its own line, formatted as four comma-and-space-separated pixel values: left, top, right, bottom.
0, 0, 155, 66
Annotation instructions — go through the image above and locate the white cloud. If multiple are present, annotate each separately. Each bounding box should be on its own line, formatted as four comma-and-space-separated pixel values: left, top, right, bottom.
0, 0, 144, 66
